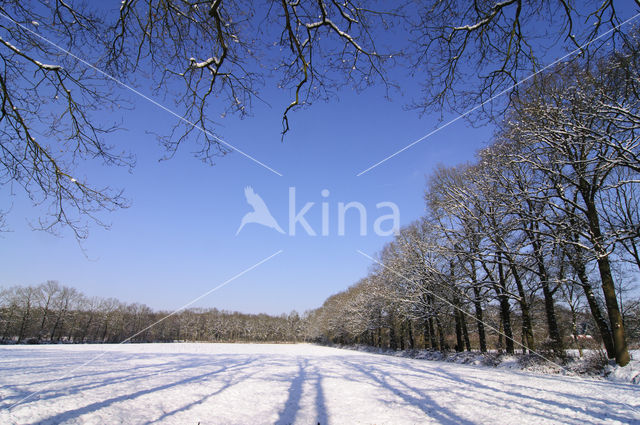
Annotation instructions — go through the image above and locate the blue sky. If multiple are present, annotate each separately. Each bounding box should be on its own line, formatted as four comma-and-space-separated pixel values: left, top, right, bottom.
2, 3, 637, 315
1, 77, 489, 314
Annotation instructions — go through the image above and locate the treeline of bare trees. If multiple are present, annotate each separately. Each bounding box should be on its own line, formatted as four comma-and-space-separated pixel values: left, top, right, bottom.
307, 35, 640, 366
0, 281, 307, 344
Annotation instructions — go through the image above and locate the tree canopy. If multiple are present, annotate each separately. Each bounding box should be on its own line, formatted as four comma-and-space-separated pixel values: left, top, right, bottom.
1, 1, 638, 236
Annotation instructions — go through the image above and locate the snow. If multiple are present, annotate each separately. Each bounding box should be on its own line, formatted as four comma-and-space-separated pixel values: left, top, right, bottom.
337, 345, 640, 383
606, 358, 640, 385
1, 343, 639, 424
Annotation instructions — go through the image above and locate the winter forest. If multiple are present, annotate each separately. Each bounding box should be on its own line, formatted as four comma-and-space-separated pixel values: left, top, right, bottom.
3, 0, 640, 423
312, 43, 640, 367
5, 40, 640, 368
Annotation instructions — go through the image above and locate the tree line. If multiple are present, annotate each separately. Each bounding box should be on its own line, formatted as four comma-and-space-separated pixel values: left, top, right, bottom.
4, 28, 640, 365
0, 281, 307, 344
307, 35, 640, 367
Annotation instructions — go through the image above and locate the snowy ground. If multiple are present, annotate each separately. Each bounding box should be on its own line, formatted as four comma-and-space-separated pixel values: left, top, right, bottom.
335, 345, 640, 384
1, 343, 639, 425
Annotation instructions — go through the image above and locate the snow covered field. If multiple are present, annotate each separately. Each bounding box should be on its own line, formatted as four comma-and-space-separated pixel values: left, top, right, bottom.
1, 343, 639, 425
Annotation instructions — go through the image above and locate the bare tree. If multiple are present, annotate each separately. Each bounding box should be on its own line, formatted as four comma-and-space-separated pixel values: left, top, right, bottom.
35, 280, 60, 341
0, 1, 131, 238
410, 0, 635, 115
0, 1, 397, 237
501, 44, 640, 364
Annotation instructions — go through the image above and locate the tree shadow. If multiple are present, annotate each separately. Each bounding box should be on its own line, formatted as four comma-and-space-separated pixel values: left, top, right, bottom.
6, 347, 639, 425
427, 365, 639, 424
353, 356, 639, 424
275, 359, 307, 425
342, 359, 476, 425
32, 356, 259, 425
273, 358, 330, 425
148, 361, 261, 424
1, 353, 246, 409
313, 364, 329, 425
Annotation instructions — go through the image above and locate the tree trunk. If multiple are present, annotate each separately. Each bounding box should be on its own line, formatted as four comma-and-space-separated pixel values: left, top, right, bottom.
536, 253, 564, 353
583, 195, 630, 366
508, 258, 535, 352
471, 268, 487, 352
436, 316, 446, 351
101, 320, 109, 342
17, 304, 31, 343
454, 306, 464, 352
50, 314, 62, 341
37, 299, 51, 342
80, 314, 93, 342
597, 254, 630, 366
454, 311, 463, 352
497, 251, 515, 354
523, 218, 563, 353
568, 228, 616, 359
428, 316, 437, 349
389, 318, 397, 350
450, 261, 463, 352
423, 319, 431, 349
461, 311, 471, 351
498, 295, 514, 354
407, 321, 415, 349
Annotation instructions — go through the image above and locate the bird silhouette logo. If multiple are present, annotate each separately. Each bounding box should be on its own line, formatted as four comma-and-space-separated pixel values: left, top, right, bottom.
236, 186, 285, 235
